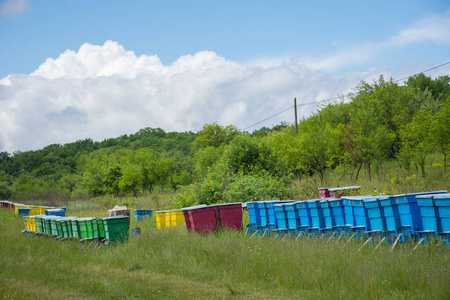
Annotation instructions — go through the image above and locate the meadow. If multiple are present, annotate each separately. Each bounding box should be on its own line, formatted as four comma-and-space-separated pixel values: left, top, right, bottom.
1, 200, 449, 300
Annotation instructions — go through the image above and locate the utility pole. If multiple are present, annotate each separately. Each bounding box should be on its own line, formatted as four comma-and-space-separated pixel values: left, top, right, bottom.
294, 97, 300, 180
8, 164, 11, 186
294, 98, 298, 136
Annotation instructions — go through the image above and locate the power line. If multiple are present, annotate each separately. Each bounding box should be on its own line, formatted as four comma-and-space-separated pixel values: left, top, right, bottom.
243, 60, 450, 131
395, 60, 450, 83
243, 106, 294, 131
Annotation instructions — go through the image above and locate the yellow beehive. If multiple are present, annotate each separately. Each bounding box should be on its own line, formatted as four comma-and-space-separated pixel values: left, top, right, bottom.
24, 216, 37, 231
170, 210, 185, 227
39, 206, 52, 215
165, 211, 172, 228
28, 206, 41, 216
155, 211, 168, 229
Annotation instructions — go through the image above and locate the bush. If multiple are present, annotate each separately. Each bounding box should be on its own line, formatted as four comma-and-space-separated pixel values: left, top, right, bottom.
0, 181, 12, 199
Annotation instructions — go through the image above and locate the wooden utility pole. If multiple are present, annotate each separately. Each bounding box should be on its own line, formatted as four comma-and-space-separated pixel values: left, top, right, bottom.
294, 98, 298, 136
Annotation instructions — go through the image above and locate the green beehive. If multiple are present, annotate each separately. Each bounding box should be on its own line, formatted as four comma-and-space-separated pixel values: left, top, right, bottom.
40, 216, 50, 234
65, 218, 74, 238
71, 218, 82, 239
92, 218, 106, 240
78, 217, 95, 240
34, 215, 45, 233
50, 217, 62, 236
42, 216, 56, 235
55, 218, 65, 238
101, 216, 130, 243
61, 217, 78, 239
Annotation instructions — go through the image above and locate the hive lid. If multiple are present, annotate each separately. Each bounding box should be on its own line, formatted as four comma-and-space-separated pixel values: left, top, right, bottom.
180, 204, 208, 211
394, 190, 447, 197
214, 202, 242, 207
328, 186, 361, 191
431, 193, 450, 199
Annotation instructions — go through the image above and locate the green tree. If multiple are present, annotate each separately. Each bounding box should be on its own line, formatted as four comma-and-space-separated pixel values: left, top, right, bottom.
192, 123, 239, 150
399, 110, 434, 178
223, 135, 282, 176
0, 151, 12, 186
266, 126, 303, 180
149, 158, 175, 192
407, 74, 450, 102
298, 115, 340, 182
194, 146, 224, 178
431, 98, 450, 172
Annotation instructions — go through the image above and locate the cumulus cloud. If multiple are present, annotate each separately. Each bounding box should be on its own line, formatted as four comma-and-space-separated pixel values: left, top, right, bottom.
3, 10, 450, 154
1, 40, 377, 152
0, 0, 30, 20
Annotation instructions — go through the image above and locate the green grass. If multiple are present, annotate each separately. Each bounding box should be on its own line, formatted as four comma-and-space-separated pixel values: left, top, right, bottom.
1, 209, 449, 299
295, 154, 450, 200
2, 157, 449, 298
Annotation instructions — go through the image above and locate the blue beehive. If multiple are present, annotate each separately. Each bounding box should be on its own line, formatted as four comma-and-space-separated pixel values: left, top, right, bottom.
320, 199, 334, 234
45, 208, 66, 217
328, 198, 347, 235
295, 201, 311, 232
343, 198, 355, 228
392, 190, 446, 242
343, 196, 372, 239
265, 200, 281, 227
307, 199, 325, 234
258, 202, 268, 226
379, 197, 401, 243
430, 193, 450, 246
273, 203, 287, 230
283, 202, 299, 229
416, 195, 440, 242
247, 202, 261, 225
365, 196, 390, 236
18, 207, 31, 217
134, 209, 152, 222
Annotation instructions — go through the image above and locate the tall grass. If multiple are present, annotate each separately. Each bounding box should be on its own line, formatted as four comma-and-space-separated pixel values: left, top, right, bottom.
1, 209, 449, 299
298, 154, 449, 199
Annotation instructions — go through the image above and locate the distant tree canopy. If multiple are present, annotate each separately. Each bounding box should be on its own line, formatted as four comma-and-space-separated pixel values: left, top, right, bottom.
1, 75, 449, 204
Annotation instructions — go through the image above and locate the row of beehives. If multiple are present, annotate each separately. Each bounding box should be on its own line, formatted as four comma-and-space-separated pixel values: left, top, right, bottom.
155, 203, 243, 234
246, 190, 449, 246
0, 201, 130, 243
21, 214, 129, 243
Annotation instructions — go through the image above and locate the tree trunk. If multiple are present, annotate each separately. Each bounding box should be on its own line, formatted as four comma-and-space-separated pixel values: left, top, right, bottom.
444, 152, 447, 173
420, 161, 426, 179
355, 162, 363, 181
7, 164, 11, 186
318, 169, 324, 184
368, 162, 371, 182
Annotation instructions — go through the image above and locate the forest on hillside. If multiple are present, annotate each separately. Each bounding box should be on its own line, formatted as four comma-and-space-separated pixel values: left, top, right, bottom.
0, 74, 449, 206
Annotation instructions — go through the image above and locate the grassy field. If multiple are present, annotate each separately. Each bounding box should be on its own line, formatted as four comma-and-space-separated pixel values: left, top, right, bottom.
1, 206, 449, 299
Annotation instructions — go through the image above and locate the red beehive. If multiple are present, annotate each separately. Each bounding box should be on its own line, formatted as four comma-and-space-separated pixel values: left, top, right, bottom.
188, 206, 218, 234
329, 186, 361, 198
215, 203, 243, 231
181, 204, 207, 232
318, 188, 331, 198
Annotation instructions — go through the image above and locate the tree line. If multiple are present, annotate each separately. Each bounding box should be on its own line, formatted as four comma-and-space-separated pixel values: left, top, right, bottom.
0, 74, 449, 205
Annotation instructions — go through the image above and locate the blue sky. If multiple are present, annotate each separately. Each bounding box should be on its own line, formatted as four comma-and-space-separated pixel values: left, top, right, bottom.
2, 0, 448, 76
0, 0, 450, 152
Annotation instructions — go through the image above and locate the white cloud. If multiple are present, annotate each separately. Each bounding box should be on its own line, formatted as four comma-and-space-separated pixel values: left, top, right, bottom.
1, 40, 375, 152
258, 11, 450, 71
390, 13, 450, 46
0, 0, 30, 20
